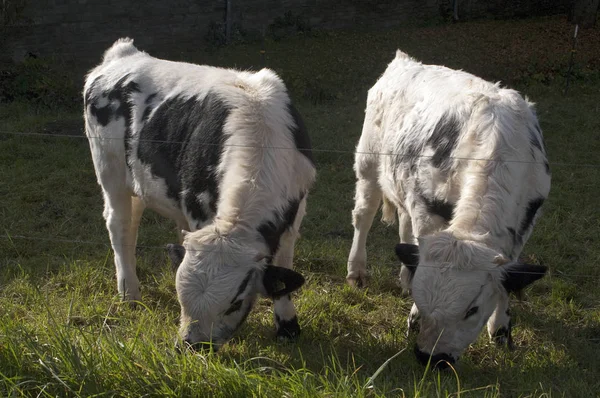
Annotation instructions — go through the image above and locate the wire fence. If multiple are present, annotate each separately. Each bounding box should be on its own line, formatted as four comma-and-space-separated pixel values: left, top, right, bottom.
0, 234, 575, 278
2, 129, 600, 169
0, 128, 597, 280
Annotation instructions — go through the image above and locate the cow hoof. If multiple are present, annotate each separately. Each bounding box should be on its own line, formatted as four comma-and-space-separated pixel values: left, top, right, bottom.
406, 318, 420, 337
346, 274, 367, 288
118, 291, 142, 308
492, 326, 514, 350
276, 316, 301, 341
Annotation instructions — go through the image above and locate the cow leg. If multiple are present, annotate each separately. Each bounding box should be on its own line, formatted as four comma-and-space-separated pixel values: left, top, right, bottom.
347, 175, 382, 287
398, 209, 414, 243
487, 293, 514, 349
406, 302, 421, 337
399, 208, 420, 336
272, 196, 307, 340
88, 132, 142, 302
101, 190, 142, 302
129, 196, 145, 264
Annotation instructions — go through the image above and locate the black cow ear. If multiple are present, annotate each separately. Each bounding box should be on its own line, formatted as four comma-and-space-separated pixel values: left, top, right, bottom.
166, 244, 186, 269
262, 265, 305, 299
395, 243, 419, 270
501, 262, 547, 294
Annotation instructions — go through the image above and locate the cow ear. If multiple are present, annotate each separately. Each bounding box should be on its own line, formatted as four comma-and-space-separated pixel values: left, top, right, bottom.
166, 243, 186, 269
261, 265, 305, 299
395, 243, 419, 268
395, 244, 419, 292
501, 262, 547, 294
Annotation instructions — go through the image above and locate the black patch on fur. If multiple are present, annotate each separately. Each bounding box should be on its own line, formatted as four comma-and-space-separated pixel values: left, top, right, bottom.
89, 92, 112, 126
137, 93, 229, 222
141, 93, 158, 123
232, 270, 255, 303
84, 75, 103, 109
224, 299, 243, 315
428, 113, 461, 170
257, 197, 302, 255
518, 198, 544, 238
231, 300, 254, 333
421, 195, 455, 222
87, 75, 141, 159
145, 93, 158, 104
544, 161, 550, 174
287, 104, 314, 165
110, 75, 140, 157
275, 315, 301, 339
507, 227, 518, 246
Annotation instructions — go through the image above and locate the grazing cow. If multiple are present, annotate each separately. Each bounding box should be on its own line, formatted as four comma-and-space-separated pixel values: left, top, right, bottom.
84, 38, 316, 349
346, 50, 551, 367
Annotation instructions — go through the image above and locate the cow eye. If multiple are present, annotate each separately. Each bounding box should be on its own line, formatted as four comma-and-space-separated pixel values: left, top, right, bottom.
224, 299, 243, 315
464, 306, 479, 319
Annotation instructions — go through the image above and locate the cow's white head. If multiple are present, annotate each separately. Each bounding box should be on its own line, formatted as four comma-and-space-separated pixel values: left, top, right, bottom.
396, 232, 546, 368
167, 229, 304, 352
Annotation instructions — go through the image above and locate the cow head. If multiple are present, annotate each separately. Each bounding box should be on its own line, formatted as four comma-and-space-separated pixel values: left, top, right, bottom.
395, 232, 546, 368
167, 230, 304, 352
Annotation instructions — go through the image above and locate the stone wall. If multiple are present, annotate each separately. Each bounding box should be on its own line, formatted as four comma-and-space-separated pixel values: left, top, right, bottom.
1, 0, 573, 65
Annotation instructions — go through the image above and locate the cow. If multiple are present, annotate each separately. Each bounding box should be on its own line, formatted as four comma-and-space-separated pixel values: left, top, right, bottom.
83, 38, 316, 350
346, 50, 551, 368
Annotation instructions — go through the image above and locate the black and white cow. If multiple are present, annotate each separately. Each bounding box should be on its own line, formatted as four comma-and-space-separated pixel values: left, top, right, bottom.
84, 38, 316, 349
347, 50, 551, 367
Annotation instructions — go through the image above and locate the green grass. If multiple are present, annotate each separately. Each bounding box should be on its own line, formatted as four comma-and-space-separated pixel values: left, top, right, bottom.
1, 15, 600, 397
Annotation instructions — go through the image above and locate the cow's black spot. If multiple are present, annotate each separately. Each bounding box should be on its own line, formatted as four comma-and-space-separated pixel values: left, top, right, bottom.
90, 99, 112, 127
141, 105, 154, 123
544, 161, 550, 174
231, 300, 254, 333
84, 75, 103, 108
141, 93, 159, 123
275, 315, 300, 339
257, 196, 302, 255
145, 93, 158, 105
224, 299, 243, 315
137, 92, 229, 222
89, 74, 141, 155
518, 197, 544, 238
231, 269, 255, 303
428, 113, 461, 170
287, 104, 314, 165
421, 195, 454, 222
507, 227, 518, 246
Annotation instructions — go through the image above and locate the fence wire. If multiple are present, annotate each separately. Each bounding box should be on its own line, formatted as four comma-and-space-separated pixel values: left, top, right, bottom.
1, 234, 595, 279
0, 129, 597, 280
2, 129, 600, 169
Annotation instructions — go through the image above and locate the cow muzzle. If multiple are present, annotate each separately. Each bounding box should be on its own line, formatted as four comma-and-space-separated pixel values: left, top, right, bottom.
414, 345, 455, 369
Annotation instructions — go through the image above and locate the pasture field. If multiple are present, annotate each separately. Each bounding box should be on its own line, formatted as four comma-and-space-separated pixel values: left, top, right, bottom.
1, 15, 600, 397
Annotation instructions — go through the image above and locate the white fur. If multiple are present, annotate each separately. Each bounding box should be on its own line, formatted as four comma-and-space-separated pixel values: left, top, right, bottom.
84, 38, 316, 346
347, 50, 551, 360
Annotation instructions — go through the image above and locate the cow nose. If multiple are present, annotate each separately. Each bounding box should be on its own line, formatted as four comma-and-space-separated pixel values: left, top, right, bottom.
413, 345, 455, 370
175, 338, 217, 353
